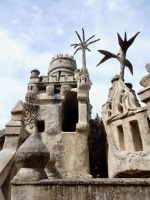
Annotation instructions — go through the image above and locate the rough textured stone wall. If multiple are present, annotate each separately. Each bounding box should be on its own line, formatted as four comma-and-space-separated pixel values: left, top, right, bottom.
11, 178, 150, 200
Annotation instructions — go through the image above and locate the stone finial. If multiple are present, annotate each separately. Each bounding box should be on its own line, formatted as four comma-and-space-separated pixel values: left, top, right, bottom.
140, 63, 150, 87
14, 133, 50, 182
30, 68, 40, 78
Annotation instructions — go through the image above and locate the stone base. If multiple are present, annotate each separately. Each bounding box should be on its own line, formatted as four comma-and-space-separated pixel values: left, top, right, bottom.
11, 178, 150, 200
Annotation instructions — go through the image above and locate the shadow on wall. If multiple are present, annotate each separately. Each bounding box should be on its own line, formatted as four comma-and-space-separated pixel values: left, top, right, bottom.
62, 91, 78, 132
89, 115, 108, 178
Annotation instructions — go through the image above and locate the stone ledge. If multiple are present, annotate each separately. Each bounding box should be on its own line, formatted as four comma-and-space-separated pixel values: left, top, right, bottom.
11, 178, 150, 185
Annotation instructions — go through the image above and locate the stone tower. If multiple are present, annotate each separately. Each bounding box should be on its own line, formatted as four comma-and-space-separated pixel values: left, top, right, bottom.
24, 53, 91, 178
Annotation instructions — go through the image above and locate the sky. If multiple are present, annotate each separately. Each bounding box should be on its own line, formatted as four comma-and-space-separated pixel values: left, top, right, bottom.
0, 0, 150, 129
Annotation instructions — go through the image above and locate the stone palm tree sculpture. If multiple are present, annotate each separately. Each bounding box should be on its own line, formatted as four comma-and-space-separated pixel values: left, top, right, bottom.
97, 32, 140, 81
71, 28, 100, 83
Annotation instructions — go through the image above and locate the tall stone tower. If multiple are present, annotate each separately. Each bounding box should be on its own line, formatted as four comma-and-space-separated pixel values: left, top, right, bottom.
24, 54, 91, 178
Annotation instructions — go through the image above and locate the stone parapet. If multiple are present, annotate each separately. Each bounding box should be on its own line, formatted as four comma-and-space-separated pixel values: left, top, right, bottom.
11, 178, 150, 200
138, 85, 150, 103
48, 54, 76, 76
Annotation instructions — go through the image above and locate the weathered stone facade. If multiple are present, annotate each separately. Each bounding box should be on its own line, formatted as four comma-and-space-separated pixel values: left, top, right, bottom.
1, 30, 150, 200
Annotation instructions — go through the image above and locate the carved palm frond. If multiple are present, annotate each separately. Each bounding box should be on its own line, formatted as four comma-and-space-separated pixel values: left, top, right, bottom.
96, 50, 117, 66
96, 32, 139, 80
97, 50, 133, 75
71, 28, 100, 55
124, 59, 133, 75
117, 32, 140, 54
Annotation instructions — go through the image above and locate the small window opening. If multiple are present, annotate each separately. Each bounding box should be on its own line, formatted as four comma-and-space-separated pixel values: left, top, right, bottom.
117, 125, 125, 151
54, 86, 60, 94
39, 86, 46, 91
37, 120, 45, 132
130, 120, 143, 151
58, 71, 61, 81
30, 86, 33, 90
28, 86, 29, 90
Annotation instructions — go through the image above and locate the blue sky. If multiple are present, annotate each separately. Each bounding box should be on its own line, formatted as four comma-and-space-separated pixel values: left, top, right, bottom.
0, 0, 150, 129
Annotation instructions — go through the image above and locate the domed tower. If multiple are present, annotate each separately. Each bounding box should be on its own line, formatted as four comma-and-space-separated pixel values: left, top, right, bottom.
23, 53, 91, 179
48, 54, 76, 82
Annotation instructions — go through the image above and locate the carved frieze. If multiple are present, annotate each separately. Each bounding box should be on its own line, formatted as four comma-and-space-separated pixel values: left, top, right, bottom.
24, 102, 39, 128
25, 92, 37, 102
102, 78, 140, 124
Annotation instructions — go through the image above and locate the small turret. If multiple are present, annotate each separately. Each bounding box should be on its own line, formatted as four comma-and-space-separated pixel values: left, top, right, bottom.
48, 54, 76, 82
30, 68, 40, 78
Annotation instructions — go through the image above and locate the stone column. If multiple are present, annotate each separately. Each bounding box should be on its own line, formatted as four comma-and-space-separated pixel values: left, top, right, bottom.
77, 78, 91, 124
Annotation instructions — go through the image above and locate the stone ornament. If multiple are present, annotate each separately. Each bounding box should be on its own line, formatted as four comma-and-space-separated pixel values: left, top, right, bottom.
71, 28, 100, 85
24, 102, 39, 128
71, 28, 100, 69
25, 92, 37, 101
97, 32, 140, 81
140, 63, 150, 87
14, 133, 50, 182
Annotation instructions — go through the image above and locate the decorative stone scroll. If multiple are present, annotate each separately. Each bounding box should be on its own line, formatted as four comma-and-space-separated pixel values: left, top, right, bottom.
25, 92, 37, 102
24, 102, 39, 129
74, 68, 92, 85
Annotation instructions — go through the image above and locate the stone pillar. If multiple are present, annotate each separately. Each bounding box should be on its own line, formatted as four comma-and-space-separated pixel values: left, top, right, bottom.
46, 84, 54, 97
138, 86, 150, 117
138, 63, 150, 118
60, 84, 72, 98
77, 78, 91, 124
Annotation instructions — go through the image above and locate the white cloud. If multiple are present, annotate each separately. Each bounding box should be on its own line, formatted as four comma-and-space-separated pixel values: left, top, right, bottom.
83, 0, 98, 6
56, 27, 64, 36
